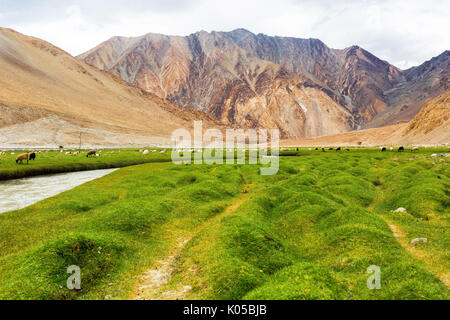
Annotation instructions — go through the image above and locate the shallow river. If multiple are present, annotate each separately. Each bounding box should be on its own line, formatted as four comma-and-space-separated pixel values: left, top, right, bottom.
0, 169, 117, 214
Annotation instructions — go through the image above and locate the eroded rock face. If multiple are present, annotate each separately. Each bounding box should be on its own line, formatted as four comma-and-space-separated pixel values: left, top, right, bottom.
225, 32, 404, 124
79, 29, 449, 138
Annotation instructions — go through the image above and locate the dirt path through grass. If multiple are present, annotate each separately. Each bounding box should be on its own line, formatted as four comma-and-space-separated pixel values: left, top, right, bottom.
367, 172, 449, 289
132, 184, 253, 300
386, 220, 450, 287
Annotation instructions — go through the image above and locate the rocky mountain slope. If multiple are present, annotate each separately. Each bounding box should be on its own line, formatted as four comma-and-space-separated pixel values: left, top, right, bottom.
282, 91, 449, 146
399, 90, 449, 144
366, 51, 450, 128
79, 29, 449, 138
78, 30, 355, 138
0, 28, 220, 148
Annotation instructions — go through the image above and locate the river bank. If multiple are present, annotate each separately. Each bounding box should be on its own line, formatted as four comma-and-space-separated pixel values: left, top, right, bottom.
0, 149, 172, 181
0, 169, 117, 214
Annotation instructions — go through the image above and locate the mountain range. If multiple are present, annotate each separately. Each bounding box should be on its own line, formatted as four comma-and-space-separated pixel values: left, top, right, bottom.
79, 29, 449, 139
0, 28, 448, 147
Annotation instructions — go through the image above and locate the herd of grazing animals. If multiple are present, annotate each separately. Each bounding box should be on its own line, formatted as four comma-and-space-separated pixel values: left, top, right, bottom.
8, 149, 102, 164
0, 149, 106, 164
13, 151, 40, 164
0, 146, 425, 166
313, 146, 416, 153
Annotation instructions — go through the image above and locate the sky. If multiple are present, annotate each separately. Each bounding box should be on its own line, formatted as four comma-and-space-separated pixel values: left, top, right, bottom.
0, 0, 449, 69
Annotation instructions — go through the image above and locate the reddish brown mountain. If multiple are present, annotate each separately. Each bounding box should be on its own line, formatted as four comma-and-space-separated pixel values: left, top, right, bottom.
79, 29, 449, 139
79, 31, 354, 138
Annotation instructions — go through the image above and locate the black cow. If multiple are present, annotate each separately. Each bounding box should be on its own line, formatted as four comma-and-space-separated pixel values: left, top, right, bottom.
398, 146, 405, 152
29, 152, 36, 160
381, 147, 387, 152
336, 147, 341, 151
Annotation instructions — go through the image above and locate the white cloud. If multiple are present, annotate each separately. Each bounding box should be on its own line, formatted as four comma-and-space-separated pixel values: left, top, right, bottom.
1, 0, 449, 68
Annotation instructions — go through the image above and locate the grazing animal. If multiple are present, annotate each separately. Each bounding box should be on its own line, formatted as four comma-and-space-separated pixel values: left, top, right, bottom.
29, 152, 36, 160
390, 147, 394, 151
86, 150, 96, 157
16, 153, 29, 164
322, 148, 325, 152
412, 147, 419, 152
143, 150, 149, 156
381, 147, 387, 152
329, 148, 334, 151
315, 148, 319, 151
336, 147, 341, 151
345, 148, 350, 151
398, 147, 405, 152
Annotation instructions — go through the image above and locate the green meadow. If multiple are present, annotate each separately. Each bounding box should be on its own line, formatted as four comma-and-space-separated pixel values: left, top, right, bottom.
0, 149, 172, 180
0, 148, 448, 300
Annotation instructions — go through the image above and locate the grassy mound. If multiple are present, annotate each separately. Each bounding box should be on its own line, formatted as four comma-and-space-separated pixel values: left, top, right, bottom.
244, 263, 346, 300
1, 234, 125, 300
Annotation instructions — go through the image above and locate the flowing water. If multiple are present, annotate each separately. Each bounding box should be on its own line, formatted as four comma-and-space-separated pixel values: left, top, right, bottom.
0, 169, 117, 214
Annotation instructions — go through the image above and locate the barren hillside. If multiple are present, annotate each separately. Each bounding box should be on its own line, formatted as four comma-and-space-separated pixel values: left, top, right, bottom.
0, 28, 220, 148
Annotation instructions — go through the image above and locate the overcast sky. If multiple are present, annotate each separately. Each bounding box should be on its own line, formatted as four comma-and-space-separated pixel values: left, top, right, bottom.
1, 0, 449, 69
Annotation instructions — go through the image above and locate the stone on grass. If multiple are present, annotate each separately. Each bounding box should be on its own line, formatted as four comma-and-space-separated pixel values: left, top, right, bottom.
410, 238, 428, 245
392, 208, 407, 213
